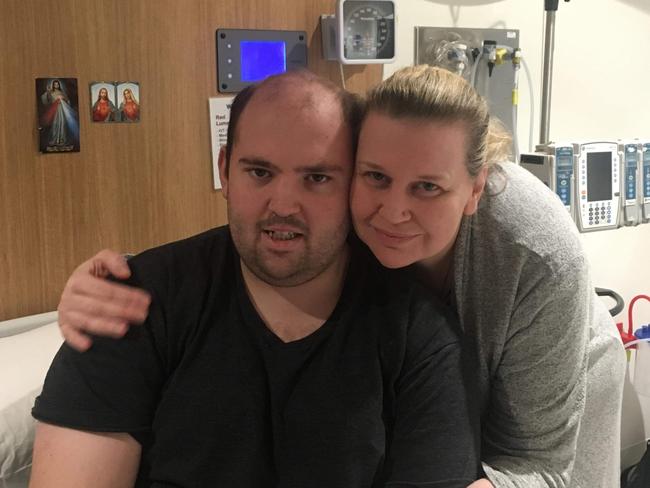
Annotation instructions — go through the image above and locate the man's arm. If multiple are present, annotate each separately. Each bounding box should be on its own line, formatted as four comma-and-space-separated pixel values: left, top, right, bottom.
32, 251, 167, 487
30, 422, 141, 488
58, 250, 151, 351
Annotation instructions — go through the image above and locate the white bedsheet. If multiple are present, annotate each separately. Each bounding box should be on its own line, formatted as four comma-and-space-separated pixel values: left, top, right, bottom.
0, 319, 63, 486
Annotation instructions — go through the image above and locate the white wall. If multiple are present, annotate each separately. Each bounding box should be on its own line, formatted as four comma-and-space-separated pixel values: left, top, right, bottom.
386, 0, 650, 467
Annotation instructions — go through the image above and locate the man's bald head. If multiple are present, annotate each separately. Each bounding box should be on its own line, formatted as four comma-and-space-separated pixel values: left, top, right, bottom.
224, 70, 364, 173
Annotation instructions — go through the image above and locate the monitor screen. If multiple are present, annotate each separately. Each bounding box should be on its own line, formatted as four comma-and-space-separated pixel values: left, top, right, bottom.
587, 151, 612, 202
240, 41, 287, 82
557, 154, 572, 168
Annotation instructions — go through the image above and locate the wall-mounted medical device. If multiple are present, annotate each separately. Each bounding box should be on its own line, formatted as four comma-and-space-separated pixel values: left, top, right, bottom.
216, 29, 308, 93
642, 142, 650, 223
520, 141, 622, 232
620, 141, 641, 226
321, 0, 396, 64
520, 143, 575, 216
414, 27, 521, 145
575, 142, 621, 232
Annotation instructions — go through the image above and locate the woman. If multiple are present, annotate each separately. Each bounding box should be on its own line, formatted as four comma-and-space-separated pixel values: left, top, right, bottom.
351, 66, 625, 488
118, 88, 140, 122
55, 66, 624, 488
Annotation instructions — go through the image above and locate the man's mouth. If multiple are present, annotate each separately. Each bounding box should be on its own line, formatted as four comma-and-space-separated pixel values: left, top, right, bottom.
264, 230, 301, 241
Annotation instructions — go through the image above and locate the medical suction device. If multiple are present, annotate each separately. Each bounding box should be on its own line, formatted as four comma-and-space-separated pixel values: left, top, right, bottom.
416, 28, 531, 161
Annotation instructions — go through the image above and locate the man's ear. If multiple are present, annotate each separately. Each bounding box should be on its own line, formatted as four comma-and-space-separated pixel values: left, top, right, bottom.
463, 165, 488, 216
218, 146, 229, 199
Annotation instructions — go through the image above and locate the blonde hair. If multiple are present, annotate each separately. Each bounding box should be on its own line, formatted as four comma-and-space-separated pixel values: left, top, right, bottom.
365, 65, 512, 177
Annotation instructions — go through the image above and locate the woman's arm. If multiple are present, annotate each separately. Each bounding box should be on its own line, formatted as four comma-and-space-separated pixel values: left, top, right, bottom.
57, 250, 151, 351
468, 480, 495, 488
481, 254, 592, 488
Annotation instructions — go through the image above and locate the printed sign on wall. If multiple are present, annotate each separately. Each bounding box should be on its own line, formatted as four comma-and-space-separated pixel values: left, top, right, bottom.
209, 96, 235, 190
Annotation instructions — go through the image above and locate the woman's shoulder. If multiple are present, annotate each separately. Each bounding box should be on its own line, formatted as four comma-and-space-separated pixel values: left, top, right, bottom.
464, 162, 585, 272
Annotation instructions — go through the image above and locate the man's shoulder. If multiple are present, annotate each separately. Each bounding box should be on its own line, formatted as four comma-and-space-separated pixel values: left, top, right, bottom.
349, 265, 463, 394
348, 236, 427, 303
352, 259, 461, 354
124, 225, 236, 294
130, 225, 232, 269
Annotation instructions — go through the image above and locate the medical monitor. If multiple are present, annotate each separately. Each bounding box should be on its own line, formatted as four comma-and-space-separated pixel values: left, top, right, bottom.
586, 152, 613, 202
574, 142, 620, 232
216, 29, 308, 93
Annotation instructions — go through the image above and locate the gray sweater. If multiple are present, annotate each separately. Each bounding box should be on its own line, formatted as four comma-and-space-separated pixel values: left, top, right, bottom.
452, 163, 626, 488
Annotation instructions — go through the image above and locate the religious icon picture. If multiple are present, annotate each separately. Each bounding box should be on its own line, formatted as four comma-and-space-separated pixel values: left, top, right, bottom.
35, 78, 80, 153
116, 82, 140, 123
90, 82, 118, 122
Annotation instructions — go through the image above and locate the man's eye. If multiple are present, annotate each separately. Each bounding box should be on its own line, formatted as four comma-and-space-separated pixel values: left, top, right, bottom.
306, 174, 331, 184
248, 168, 271, 179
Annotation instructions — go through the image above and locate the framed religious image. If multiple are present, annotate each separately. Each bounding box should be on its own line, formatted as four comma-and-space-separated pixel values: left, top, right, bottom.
35, 78, 80, 153
116, 82, 140, 122
90, 82, 118, 122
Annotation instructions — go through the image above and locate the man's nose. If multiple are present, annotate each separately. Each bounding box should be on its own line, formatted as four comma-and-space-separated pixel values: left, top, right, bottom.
268, 181, 301, 217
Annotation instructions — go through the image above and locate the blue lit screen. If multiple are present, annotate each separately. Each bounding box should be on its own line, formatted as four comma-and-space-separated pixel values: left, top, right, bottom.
240, 41, 287, 82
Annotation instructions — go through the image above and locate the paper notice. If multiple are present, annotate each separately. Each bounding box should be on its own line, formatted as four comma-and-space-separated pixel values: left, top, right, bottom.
209, 96, 235, 189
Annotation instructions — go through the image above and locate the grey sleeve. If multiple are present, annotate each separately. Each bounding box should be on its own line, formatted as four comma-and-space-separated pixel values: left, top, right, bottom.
482, 255, 590, 488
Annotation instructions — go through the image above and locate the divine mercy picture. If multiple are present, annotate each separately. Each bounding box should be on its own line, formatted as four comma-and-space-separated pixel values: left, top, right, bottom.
36, 77, 80, 153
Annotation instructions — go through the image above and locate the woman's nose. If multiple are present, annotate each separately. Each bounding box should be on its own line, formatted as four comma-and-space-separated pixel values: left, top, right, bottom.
377, 193, 412, 224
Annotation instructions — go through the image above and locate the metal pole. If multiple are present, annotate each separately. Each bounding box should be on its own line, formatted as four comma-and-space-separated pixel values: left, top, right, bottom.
539, 9, 556, 145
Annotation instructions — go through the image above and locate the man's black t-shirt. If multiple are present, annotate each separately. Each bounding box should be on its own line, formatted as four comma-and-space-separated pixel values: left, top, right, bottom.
33, 226, 479, 487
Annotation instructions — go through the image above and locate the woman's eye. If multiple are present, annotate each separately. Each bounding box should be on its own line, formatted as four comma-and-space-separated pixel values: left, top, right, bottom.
364, 171, 387, 183
413, 181, 440, 194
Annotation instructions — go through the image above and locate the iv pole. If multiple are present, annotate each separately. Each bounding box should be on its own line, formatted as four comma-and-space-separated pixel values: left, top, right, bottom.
539, 0, 570, 145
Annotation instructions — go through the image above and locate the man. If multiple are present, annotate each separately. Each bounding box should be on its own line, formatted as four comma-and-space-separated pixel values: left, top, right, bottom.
31, 71, 479, 487
92, 86, 117, 122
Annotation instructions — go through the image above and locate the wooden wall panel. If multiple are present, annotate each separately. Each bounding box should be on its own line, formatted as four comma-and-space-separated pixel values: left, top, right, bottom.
0, 0, 382, 321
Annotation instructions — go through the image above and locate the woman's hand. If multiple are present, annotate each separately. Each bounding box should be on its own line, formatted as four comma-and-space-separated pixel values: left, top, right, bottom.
467, 479, 495, 488
57, 250, 151, 351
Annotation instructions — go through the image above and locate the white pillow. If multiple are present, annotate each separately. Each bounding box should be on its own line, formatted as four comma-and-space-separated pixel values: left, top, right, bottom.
0, 321, 63, 481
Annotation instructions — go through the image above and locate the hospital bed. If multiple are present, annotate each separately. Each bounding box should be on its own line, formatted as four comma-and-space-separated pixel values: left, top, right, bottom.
0, 312, 62, 488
